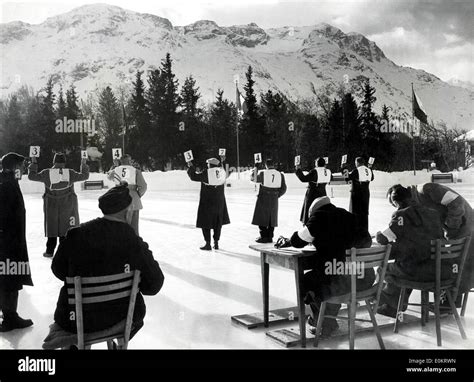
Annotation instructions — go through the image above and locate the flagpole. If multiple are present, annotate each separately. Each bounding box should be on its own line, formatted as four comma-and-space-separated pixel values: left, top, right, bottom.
235, 82, 241, 179
411, 83, 416, 176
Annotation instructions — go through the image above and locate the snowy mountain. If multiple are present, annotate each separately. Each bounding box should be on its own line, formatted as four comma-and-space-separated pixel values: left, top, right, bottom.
1, 3, 473, 130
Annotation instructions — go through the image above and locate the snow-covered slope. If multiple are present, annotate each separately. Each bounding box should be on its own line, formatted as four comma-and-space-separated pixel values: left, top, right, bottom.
1, 4, 473, 130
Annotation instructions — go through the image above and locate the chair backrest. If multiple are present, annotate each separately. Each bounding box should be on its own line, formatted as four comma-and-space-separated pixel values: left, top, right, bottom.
66, 270, 141, 349
430, 236, 471, 300
345, 245, 392, 313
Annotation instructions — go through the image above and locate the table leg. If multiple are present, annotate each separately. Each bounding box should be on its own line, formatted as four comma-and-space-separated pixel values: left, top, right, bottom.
261, 253, 269, 327
295, 257, 306, 347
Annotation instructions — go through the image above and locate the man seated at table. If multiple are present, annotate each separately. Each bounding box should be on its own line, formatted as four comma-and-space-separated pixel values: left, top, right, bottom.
276, 196, 374, 337
43, 185, 164, 349
375, 184, 452, 317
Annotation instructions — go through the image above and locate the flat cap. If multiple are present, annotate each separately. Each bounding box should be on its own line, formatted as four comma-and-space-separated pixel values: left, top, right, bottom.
1, 152, 25, 169
98, 184, 132, 215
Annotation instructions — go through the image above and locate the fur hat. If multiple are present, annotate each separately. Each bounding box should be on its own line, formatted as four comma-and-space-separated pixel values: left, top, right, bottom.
98, 185, 132, 214
308, 196, 331, 216
53, 153, 66, 164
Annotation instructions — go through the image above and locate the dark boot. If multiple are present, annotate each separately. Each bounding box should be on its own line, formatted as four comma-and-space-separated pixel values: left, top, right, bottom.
0, 313, 33, 332
200, 242, 212, 251
213, 241, 219, 250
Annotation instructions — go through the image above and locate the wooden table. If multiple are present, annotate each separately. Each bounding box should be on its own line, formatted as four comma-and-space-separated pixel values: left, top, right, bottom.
249, 243, 316, 348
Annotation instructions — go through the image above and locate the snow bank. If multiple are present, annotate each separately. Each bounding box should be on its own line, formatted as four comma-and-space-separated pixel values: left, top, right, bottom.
18, 167, 473, 194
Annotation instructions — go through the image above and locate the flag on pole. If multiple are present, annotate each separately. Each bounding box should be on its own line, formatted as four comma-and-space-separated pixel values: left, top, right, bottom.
235, 84, 247, 114
412, 88, 428, 124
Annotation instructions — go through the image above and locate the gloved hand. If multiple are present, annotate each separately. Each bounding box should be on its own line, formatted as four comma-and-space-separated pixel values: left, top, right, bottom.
274, 236, 291, 249
375, 231, 389, 245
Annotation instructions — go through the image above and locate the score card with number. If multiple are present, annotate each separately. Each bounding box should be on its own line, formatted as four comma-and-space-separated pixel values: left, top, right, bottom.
294, 155, 300, 166
112, 148, 122, 160
341, 154, 347, 165
369, 157, 375, 165
254, 153, 262, 164
81, 150, 88, 159
219, 148, 226, 156
29, 146, 40, 158
184, 150, 194, 162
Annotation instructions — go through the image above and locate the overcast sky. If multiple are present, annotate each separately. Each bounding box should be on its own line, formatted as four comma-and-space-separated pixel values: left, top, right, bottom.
1, 0, 472, 83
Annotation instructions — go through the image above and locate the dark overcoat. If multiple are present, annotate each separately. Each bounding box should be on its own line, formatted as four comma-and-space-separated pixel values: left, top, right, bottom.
52, 218, 164, 333
410, 183, 474, 291
348, 166, 374, 217
295, 168, 330, 223
28, 163, 89, 237
187, 165, 230, 229
251, 170, 287, 227
0, 171, 33, 291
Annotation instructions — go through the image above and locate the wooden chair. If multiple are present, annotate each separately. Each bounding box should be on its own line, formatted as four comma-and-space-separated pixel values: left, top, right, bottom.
461, 288, 474, 317
66, 270, 141, 350
391, 236, 471, 346
313, 245, 392, 349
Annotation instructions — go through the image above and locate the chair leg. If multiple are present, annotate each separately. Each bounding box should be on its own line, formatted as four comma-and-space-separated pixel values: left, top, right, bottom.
348, 302, 356, 350
423, 291, 430, 324
107, 340, 115, 350
117, 337, 126, 350
461, 292, 469, 317
434, 289, 442, 347
420, 291, 426, 326
446, 290, 467, 340
365, 300, 385, 350
84, 345, 91, 350
313, 302, 326, 348
394, 288, 406, 333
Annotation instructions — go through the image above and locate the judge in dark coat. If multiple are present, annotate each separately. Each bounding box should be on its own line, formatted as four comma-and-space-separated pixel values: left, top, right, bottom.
384, 183, 473, 308
28, 153, 89, 257
187, 157, 230, 251
348, 157, 374, 233
0, 153, 34, 332
46, 185, 164, 339
295, 157, 332, 224
251, 159, 287, 243
277, 196, 374, 337
375, 184, 449, 317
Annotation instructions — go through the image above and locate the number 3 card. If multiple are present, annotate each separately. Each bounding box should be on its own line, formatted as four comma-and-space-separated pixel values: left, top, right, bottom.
29, 146, 40, 158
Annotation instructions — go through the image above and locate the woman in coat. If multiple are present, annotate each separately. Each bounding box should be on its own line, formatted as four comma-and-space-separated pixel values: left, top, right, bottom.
28, 153, 89, 257
187, 157, 230, 251
0, 153, 34, 332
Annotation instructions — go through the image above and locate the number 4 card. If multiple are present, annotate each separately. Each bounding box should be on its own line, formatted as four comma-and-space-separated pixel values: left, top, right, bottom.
112, 148, 122, 159
254, 153, 262, 164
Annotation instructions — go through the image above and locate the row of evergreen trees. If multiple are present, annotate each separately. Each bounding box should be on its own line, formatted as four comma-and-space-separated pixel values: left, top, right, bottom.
0, 53, 466, 173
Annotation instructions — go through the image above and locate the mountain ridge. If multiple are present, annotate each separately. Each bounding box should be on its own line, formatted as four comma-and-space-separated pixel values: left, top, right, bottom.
1, 3, 472, 131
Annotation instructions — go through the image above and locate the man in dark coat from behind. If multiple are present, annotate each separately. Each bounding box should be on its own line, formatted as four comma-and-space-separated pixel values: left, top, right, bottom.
348, 157, 374, 233
47, 185, 164, 339
28, 153, 89, 257
375, 185, 448, 317
277, 196, 374, 337
295, 157, 331, 224
187, 157, 230, 251
251, 159, 287, 243
0, 153, 34, 332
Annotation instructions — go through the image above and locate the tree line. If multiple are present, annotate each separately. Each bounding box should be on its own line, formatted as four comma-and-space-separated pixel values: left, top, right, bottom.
0, 52, 466, 173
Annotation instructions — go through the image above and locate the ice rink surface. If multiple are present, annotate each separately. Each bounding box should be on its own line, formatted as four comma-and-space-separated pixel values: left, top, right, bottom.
1, 183, 474, 349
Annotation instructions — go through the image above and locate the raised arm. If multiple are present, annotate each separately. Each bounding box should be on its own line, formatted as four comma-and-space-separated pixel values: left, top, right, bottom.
69, 162, 90, 182
295, 168, 316, 182
27, 162, 49, 183
187, 165, 206, 183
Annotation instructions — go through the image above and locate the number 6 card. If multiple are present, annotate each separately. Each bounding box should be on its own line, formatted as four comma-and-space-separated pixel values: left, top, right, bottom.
184, 150, 194, 162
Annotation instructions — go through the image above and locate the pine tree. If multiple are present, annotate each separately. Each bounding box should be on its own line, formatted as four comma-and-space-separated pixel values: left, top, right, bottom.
342, 93, 362, 162
129, 70, 151, 167
240, 66, 264, 164
206, 89, 238, 165
97, 86, 122, 169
